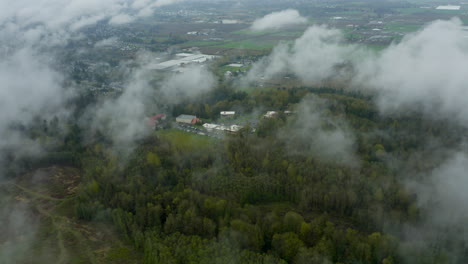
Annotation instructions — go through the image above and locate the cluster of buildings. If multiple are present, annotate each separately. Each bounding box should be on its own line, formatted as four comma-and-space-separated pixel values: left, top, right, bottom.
148, 109, 295, 137
263, 110, 295, 118
174, 112, 244, 135
152, 53, 219, 71
202, 123, 243, 134
175, 112, 244, 134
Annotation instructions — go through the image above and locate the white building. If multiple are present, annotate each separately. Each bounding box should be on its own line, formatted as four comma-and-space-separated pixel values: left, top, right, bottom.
436, 5, 461, 10
221, 111, 236, 117
152, 53, 219, 71
264, 111, 278, 118
203, 123, 243, 133
227, 63, 244, 68
203, 123, 220, 132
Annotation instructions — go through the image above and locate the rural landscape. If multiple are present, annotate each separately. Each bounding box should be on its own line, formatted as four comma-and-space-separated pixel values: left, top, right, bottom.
2, 0, 468, 263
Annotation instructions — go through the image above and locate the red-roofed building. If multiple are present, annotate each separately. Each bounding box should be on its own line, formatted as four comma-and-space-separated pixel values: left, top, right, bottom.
146, 114, 167, 129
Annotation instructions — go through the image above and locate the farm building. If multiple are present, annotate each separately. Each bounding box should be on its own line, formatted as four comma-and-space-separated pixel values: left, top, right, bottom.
176, 114, 200, 124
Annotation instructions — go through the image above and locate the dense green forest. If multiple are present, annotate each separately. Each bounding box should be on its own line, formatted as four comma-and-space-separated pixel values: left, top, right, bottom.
7, 86, 467, 264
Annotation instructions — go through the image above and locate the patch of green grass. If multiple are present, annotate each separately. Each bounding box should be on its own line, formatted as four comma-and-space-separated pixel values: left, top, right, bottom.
271, 31, 304, 37
232, 29, 276, 36
105, 247, 135, 263
220, 65, 251, 73
215, 40, 276, 50
154, 37, 169, 42
181, 40, 224, 47
53, 198, 76, 217
434, 9, 465, 14
384, 24, 421, 32
365, 44, 389, 53
157, 129, 215, 152
395, 7, 429, 14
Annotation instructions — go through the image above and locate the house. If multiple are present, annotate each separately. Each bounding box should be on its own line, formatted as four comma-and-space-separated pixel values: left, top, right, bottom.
220, 111, 236, 118
263, 111, 278, 118
176, 114, 200, 124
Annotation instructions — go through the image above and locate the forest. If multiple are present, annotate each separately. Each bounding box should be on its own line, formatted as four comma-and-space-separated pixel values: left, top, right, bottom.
7, 84, 466, 264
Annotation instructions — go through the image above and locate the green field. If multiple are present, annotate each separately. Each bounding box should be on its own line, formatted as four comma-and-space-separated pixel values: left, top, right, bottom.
233, 29, 277, 36
181, 40, 224, 47
215, 40, 276, 50
157, 129, 215, 152
384, 24, 421, 32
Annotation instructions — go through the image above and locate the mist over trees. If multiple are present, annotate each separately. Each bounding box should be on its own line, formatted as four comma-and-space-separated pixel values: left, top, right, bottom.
2, 0, 468, 263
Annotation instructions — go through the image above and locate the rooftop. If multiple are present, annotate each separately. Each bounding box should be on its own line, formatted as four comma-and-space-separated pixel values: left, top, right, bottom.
152, 54, 219, 71
177, 114, 197, 120
436, 5, 460, 10
227, 63, 244, 68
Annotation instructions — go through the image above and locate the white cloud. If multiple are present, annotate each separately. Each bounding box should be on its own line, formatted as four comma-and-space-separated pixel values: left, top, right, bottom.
246, 25, 359, 85
280, 95, 358, 166
94, 37, 119, 48
0, 0, 184, 47
109, 14, 135, 25
0, 49, 73, 155
250, 9, 307, 31
160, 66, 217, 104
357, 18, 468, 122
247, 18, 468, 125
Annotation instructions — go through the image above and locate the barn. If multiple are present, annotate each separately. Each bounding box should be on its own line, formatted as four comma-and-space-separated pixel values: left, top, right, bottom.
176, 114, 200, 124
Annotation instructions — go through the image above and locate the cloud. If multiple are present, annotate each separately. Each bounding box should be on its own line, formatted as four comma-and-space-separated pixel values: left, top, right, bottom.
84, 53, 157, 151
246, 20, 468, 257
136, 0, 184, 17
109, 14, 135, 25
247, 18, 468, 125
0, 0, 205, 261
411, 152, 468, 225
400, 150, 468, 262
0, 0, 184, 46
246, 25, 359, 85
94, 37, 119, 48
84, 55, 217, 153
357, 18, 468, 122
250, 9, 307, 31
0, 199, 39, 264
279, 95, 358, 166
160, 66, 217, 104
0, 0, 187, 163
0, 48, 74, 164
